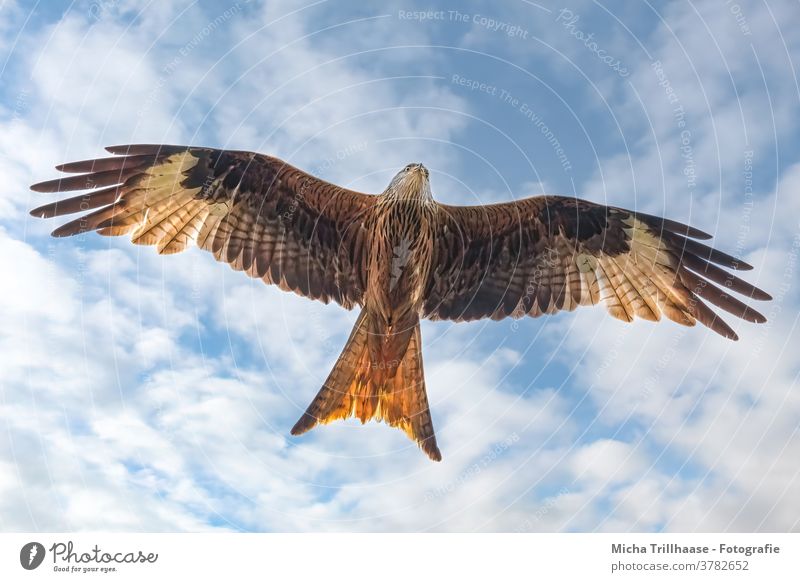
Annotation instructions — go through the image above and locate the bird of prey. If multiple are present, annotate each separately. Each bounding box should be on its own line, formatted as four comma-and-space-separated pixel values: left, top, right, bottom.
30, 145, 771, 461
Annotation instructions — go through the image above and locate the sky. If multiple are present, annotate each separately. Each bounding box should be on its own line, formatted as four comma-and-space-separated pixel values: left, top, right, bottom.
0, 0, 798, 532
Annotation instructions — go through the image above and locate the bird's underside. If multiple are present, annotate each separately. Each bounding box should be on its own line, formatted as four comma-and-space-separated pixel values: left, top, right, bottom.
30, 144, 772, 461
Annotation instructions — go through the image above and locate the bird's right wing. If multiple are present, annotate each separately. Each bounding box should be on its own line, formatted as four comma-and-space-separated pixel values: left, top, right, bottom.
31, 145, 377, 308
424, 195, 770, 340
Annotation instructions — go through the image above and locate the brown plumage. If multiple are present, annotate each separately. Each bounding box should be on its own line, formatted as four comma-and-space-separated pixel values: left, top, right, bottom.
30, 145, 772, 461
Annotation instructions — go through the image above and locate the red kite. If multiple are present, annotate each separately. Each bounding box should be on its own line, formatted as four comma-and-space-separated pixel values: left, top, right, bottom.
31, 145, 771, 460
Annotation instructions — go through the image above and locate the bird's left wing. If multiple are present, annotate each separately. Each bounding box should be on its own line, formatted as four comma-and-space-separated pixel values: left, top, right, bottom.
31, 145, 377, 308
424, 195, 770, 339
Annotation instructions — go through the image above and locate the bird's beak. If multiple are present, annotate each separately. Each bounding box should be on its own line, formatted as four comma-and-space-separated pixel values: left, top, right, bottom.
410, 165, 428, 180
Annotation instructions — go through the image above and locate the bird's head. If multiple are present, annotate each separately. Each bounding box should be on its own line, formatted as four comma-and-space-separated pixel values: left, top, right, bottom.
384, 163, 433, 202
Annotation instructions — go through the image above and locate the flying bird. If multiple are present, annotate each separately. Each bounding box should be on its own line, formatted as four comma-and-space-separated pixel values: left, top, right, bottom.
30, 145, 771, 461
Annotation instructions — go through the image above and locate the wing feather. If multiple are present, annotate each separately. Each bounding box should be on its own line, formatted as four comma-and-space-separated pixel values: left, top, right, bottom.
31, 145, 377, 307
426, 196, 770, 340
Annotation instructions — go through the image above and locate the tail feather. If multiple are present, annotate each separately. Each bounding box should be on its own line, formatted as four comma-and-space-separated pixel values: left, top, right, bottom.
291, 311, 441, 461
387, 325, 440, 460
290, 311, 372, 434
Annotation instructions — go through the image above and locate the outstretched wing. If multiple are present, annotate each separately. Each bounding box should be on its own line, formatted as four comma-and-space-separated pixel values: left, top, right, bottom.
31, 145, 377, 308
425, 196, 770, 340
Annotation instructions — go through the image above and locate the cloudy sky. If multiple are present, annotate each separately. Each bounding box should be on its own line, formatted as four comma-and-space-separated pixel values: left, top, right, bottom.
1, 0, 798, 532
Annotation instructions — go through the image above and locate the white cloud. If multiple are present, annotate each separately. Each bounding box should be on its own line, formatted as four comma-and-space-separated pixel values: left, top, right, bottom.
570, 439, 648, 486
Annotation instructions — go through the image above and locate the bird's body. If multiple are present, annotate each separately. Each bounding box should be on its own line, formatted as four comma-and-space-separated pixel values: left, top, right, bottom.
367, 191, 436, 323
30, 145, 772, 461
365, 196, 434, 365
294, 165, 443, 458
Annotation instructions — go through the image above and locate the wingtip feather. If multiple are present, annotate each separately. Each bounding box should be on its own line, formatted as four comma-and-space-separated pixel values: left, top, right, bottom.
51, 225, 82, 237
105, 144, 188, 155
30, 180, 55, 193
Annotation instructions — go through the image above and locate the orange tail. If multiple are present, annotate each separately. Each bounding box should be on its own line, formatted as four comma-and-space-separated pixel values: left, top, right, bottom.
290, 310, 441, 461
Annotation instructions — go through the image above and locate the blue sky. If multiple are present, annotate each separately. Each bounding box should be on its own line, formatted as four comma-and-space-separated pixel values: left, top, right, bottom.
1, 0, 798, 532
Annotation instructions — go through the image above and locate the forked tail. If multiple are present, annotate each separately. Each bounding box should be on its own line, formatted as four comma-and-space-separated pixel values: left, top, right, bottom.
290, 310, 441, 461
